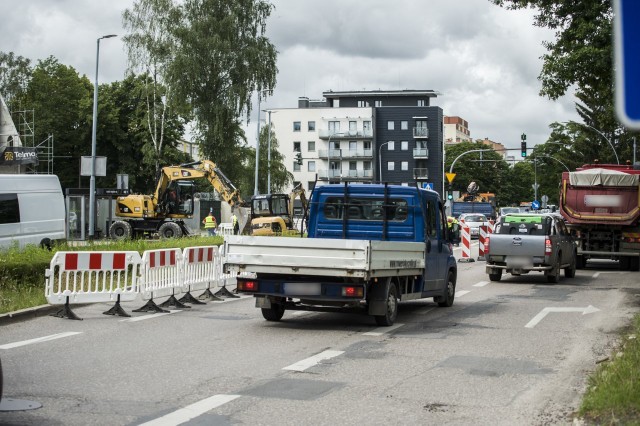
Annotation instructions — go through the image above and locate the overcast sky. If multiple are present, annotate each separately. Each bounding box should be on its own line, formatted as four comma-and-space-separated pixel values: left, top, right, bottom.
3, 0, 579, 151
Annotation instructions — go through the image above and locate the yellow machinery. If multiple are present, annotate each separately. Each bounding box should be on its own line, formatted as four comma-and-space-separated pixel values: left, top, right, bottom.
249, 184, 309, 236
109, 160, 247, 239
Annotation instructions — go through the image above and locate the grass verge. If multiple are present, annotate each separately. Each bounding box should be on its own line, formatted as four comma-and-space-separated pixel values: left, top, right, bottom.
578, 313, 640, 424
0, 236, 224, 315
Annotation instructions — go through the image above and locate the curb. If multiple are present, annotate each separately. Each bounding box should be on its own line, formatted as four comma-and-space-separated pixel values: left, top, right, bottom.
0, 304, 60, 326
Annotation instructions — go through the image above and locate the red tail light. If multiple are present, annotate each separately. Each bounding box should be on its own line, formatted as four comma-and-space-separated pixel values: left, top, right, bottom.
238, 279, 258, 292
342, 286, 364, 297
545, 238, 552, 255
485, 236, 490, 253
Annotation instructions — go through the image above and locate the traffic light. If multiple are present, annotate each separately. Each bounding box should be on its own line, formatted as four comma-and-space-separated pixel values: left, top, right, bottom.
295, 151, 303, 165
521, 141, 527, 157
447, 192, 453, 200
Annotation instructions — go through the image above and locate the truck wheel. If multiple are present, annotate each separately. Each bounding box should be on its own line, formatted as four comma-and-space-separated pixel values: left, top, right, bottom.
435, 271, 456, 307
546, 255, 561, 283
576, 255, 586, 270
158, 222, 183, 239
374, 283, 398, 326
565, 253, 577, 278
109, 221, 132, 240
261, 303, 285, 321
489, 272, 502, 282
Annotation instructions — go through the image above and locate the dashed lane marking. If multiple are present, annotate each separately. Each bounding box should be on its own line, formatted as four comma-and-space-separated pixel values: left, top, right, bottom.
283, 350, 345, 372
138, 394, 241, 426
473, 281, 489, 287
363, 323, 405, 336
0, 332, 83, 350
119, 310, 181, 322
455, 290, 471, 297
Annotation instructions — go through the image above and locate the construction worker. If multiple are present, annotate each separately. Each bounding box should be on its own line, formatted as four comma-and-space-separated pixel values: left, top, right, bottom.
232, 212, 239, 235
447, 216, 460, 246
203, 209, 217, 236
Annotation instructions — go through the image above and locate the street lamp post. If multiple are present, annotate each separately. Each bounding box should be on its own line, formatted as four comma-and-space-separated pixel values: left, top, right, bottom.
378, 141, 392, 182
89, 34, 117, 239
254, 90, 271, 196
566, 121, 619, 164
264, 110, 277, 193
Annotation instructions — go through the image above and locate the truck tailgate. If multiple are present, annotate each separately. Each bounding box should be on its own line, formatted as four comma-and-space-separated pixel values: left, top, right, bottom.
223, 236, 425, 279
489, 234, 547, 263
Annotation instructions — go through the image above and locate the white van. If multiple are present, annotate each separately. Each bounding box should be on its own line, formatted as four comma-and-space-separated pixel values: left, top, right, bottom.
0, 174, 66, 250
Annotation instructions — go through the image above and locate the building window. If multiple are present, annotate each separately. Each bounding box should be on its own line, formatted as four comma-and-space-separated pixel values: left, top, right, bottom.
293, 162, 301, 171
363, 121, 371, 135
363, 141, 371, 150
401, 121, 408, 130
308, 181, 315, 191
349, 121, 357, 134
387, 141, 395, 150
308, 121, 315, 131
401, 161, 408, 171
349, 161, 357, 171
357, 100, 369, 107
375, 100, 382, 107
308, 141, 315, 152
349, 141, 357, 151
333, 99, 340, 107
328, 121, 340, 133
363, 161, 371, 170
293, 141, 301, 152
417, 100, 426, 106
387, 121, 395, 130
401, 141, 408, 150
387, 161, 394, 171
308, 161, 316, 172
293, 121, 301, 131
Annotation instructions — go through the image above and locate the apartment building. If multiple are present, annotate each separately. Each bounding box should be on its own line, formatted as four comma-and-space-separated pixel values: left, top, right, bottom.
267, 89, 445, 197
444, 116, 471, 144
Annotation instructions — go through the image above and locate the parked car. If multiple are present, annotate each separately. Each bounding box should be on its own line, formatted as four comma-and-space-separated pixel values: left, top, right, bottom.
458, 213, 489, 239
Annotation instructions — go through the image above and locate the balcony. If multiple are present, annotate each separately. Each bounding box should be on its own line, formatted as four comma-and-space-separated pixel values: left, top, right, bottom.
341, 149, 373, 159
318, 149, 342, 159
318, 169, 373, 181
413, 127, 429, 138
319, 129, 373, 139
413, 148, 429, 159
413, 168, 429, 179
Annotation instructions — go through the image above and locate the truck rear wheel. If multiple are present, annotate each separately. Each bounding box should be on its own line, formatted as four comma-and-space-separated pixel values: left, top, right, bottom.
489, 271, 502, 282
261, 303, 285, 321
109, 221, 132, 240
565, 253, 577, 278
374, 283, 398, 326
158, 221, 183, 239
546, 254, 561, 283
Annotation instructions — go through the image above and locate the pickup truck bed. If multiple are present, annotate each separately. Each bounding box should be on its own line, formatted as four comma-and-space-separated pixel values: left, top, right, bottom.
223, 235, 426, 279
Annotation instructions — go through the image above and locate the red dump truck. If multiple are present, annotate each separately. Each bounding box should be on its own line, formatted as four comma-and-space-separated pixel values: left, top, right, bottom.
559, 163, 640, 271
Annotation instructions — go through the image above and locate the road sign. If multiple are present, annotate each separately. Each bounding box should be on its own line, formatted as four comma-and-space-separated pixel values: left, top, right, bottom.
445, 172, 456, 183
532, 183, 539, 191
614, 0, 640, 129
422, 182, 434, 190
532, 200, 540, 210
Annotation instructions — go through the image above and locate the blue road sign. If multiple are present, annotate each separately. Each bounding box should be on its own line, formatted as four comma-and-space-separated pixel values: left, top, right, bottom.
615, 0, 640, 129
422, 182, 434, 190
532, 200, 541, 210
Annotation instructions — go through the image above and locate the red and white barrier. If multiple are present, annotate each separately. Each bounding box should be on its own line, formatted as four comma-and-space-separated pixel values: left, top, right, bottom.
182, 245, 222, 301
458, 223, 475, 262
136, 248, 184, 312
478, 225, 489, 260
45, 251, 142, 319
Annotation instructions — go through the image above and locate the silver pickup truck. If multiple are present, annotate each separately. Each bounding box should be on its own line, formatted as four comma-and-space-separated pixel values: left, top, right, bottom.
485, 213, 577, 283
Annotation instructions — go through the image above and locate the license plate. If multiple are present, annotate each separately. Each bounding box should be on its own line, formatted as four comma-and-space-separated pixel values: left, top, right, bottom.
506, 256, 532, 267
284, 283, 321, 296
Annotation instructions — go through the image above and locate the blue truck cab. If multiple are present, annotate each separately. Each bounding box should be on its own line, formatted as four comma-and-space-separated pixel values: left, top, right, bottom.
227, 183, 458, 326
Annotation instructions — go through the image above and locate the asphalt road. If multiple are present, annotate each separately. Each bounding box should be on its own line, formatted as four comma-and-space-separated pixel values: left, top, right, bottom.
1, 244, 639, 426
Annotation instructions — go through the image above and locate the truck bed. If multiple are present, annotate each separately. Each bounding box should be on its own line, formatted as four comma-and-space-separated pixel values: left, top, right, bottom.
223, 235, 425, 279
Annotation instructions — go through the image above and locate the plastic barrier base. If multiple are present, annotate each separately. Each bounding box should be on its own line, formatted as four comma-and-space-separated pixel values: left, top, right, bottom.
215, 285, 239, 299
197, 288, 223, 301
133, 298, 169, 314
159, 294, 191, 309
50, 297, 82, 320
103, 295, 131, 317
178, 290, 206, 305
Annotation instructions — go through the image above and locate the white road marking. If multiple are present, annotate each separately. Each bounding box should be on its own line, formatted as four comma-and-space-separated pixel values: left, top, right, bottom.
592, 271, 625, 279
363, 323, 405, 336
0, 332, 82, 350
138, 394, 241, 426
473, 281, 489, 287
283, 350, 345, 372
290, 310, 311, 317
592, 272, 600, 278
455, 290, 471, 297
525, 305, 600, 328
119, 310, 181, 322
211, 295, 252, 303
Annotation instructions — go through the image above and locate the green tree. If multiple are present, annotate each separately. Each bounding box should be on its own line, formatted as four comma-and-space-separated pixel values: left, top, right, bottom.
0, 51, 32, 107
16, 57, 93, 189
246, 124, 293, 195
122, 0, 279, 187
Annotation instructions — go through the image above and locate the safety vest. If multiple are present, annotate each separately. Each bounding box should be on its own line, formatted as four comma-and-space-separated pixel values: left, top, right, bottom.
204, 215, 217, 229
232, 215, 238, 226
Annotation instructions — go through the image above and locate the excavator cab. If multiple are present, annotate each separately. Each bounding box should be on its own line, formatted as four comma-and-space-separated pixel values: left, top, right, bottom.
159, 180, 196, 216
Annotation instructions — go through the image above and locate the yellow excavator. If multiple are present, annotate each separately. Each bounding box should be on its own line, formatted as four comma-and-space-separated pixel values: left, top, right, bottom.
249, 184, 309, 236
109, 160, 247, 239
